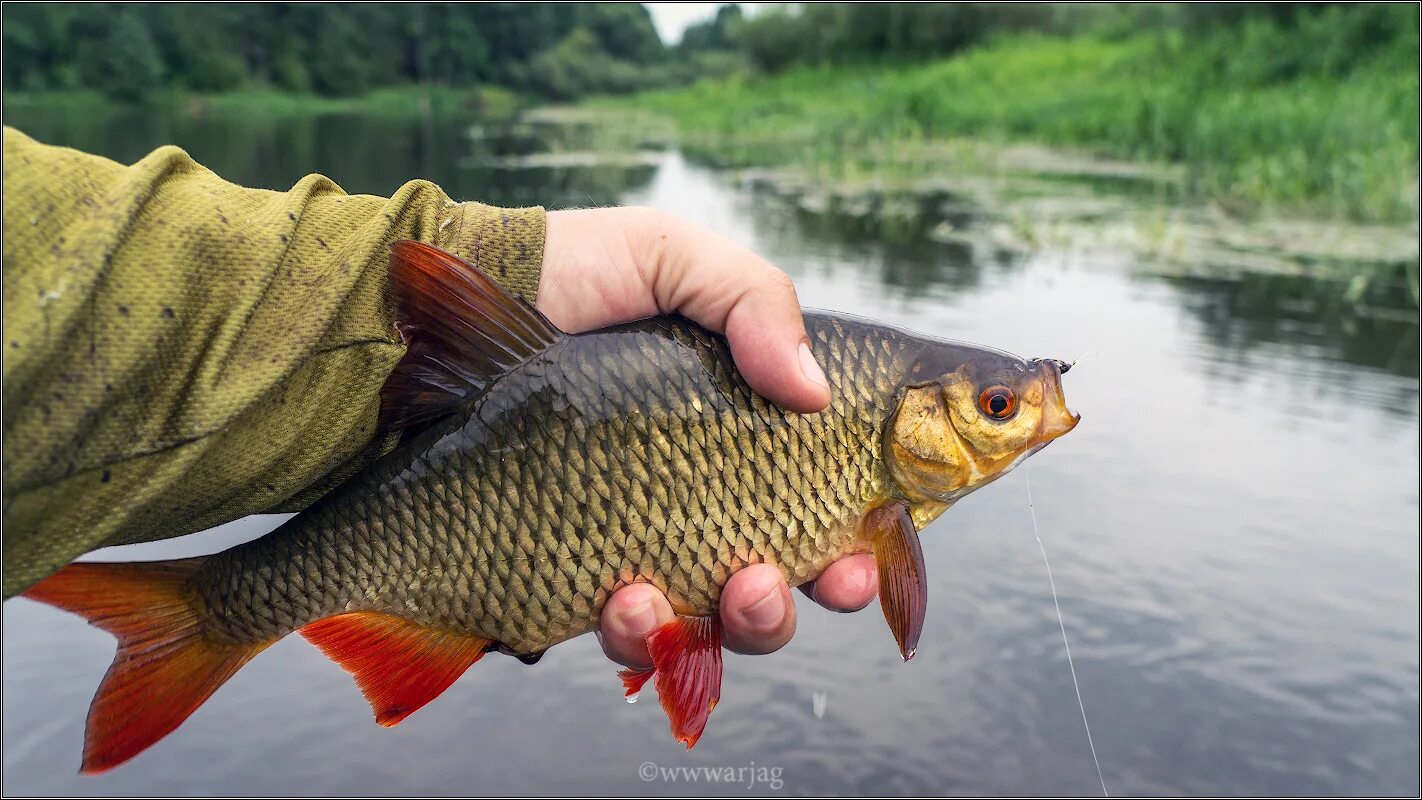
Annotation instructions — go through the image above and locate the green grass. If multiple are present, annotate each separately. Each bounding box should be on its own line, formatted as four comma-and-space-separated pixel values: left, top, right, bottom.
604, 28, 1419, 222
4, 84, 523, 121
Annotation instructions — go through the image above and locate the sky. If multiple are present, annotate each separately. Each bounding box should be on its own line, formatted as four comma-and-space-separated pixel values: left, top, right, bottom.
645, 2, 755, 45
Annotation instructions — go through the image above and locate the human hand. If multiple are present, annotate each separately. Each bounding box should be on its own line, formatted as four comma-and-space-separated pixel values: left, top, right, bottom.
537, 206, 879, 666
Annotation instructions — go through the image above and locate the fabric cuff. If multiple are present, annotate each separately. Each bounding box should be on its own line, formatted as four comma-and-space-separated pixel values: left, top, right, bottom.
435, 201, 546, 303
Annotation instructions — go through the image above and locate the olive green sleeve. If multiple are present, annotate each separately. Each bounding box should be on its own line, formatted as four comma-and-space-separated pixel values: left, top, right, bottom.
2, 126, 546, 596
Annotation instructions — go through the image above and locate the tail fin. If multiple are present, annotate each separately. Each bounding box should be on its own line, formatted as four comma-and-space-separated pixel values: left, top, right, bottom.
22, 559, 270, 774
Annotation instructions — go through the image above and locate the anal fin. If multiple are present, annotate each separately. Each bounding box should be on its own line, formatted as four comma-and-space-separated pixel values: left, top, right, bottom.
616, 615, 723, 748
300, 611, 490, 726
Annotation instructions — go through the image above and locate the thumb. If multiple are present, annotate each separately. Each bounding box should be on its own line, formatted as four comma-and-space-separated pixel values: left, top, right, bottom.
640, 211, 831, 414
722, 278, 831, 414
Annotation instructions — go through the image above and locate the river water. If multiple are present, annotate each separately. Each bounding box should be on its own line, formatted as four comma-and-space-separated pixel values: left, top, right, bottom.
4, 103, 1418, 796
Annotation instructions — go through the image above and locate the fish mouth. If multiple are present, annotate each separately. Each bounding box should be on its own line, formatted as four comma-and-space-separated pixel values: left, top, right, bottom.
1039, 407, 1080, 442
1033, 358, 1080, 445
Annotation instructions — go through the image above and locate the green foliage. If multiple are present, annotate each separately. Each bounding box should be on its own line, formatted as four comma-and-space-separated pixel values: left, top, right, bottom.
678, 4, 743, 54
2, 2, 670, 99
84, 11, 166, 101
415, 4, 492, 85
6, 1, 1417, 221
620, 4, 1418, 221
733, 2, 1107, 72
578, 2, 666, 64
4, 84, 524, 125
309, 8, 375, 96
151, 5, 247, 92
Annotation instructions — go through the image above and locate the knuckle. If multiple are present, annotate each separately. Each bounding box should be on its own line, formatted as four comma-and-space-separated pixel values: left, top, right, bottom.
761, 267, 798, 299
630, 205, 678, 229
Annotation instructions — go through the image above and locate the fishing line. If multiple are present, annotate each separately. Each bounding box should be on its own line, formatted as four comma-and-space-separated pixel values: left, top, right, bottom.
1067, 350, 1098, 371
1025, 467, 1109, 797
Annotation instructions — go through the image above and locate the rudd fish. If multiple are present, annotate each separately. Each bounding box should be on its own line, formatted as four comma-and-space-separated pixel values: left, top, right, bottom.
24, 240, 1080, 772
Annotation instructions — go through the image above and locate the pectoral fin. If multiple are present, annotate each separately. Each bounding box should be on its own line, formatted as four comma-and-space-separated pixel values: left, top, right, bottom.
867, 502, 928, 661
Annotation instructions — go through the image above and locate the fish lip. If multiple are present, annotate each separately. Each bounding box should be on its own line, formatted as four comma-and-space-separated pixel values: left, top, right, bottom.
1033, 359, 1080, 443
1039, 408, 1081, 442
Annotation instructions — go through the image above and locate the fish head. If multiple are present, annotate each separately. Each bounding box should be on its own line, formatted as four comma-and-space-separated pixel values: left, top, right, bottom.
886, 346, 1079, 506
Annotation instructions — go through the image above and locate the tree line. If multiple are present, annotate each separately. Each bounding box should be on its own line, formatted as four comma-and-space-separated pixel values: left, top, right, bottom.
2, 3, 672, 100
4, 3, 1413, 102
682, 2, 1413, 80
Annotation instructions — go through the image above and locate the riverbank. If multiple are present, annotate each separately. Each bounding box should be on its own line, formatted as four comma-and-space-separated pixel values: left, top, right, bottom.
3, 84, 522, 121
600, 29, 1418, 224
517, 103, 1417, 310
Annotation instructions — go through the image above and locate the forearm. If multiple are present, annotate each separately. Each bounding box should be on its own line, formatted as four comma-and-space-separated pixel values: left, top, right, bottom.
1, 127, 544, 596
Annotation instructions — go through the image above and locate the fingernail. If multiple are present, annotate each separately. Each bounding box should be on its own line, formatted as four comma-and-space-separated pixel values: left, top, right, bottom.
627, 599, 658, 637
799, 341, 828, 391
743, 585, 786, 630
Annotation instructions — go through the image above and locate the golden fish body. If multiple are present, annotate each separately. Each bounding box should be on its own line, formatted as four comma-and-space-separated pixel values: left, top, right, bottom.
202, 312, 912, 654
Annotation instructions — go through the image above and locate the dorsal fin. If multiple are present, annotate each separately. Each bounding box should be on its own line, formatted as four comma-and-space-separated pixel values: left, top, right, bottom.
381, 240, 563, 431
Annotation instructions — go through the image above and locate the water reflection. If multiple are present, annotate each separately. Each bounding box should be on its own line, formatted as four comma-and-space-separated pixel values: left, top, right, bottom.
1170, 270, 1420, 382
743, 190, 1022, 295
6, 102, 662, 208
3, 101, 1417, 796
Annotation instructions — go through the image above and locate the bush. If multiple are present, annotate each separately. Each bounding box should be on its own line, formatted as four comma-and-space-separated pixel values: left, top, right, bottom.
620, 7, 1419, 221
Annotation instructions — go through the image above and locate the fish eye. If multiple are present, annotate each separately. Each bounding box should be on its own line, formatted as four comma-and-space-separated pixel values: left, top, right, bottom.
977, 385, 1017, 420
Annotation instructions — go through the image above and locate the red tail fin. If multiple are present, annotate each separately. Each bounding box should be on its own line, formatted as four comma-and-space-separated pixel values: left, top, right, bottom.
22, 560, 270, 774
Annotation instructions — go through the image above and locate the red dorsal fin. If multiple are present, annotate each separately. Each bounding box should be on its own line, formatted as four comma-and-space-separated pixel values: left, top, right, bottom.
381, 239, 564, 431
616, 615, 723, 748
22, 559, 271, 774
300, 611, 491, 726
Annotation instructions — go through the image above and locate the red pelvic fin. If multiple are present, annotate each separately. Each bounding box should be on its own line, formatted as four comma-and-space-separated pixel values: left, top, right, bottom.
866, 502, 928, 661
618, 615, 723, 748
22, 559, 269, 774
300, 611, 490, 726
381, 240, 564, 431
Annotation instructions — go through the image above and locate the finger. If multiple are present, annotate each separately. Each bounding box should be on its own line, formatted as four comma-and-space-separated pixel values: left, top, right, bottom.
720, 564, 797, 655
598, 582, 675, 669
798, 554, 878, 612
638, 210, 831, 414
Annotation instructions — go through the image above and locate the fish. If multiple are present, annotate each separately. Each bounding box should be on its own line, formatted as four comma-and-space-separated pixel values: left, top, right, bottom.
21, 240, 1080, 773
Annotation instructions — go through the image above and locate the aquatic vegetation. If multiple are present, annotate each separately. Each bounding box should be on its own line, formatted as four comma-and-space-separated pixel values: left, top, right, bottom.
609, 19, 1418, 223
